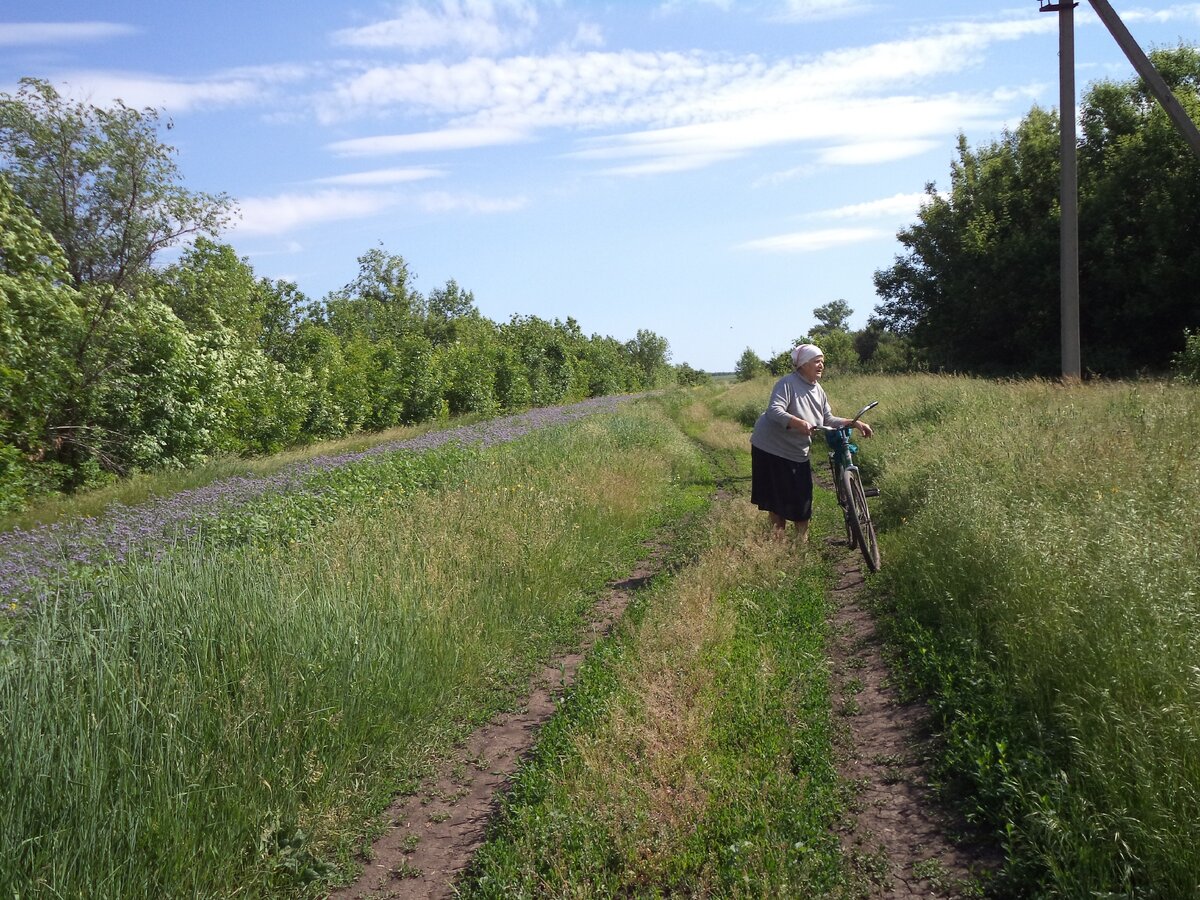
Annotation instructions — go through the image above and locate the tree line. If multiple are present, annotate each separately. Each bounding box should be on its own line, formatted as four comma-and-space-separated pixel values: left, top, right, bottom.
0, 79, 705, 513
873, 45, 1200, 378
736, 46, 1200, 381
732, 298, 919, 381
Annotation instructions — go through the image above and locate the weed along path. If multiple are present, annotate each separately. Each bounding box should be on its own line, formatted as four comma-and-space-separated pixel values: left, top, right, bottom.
330, 540, 670, 899
823, 540, 995, 897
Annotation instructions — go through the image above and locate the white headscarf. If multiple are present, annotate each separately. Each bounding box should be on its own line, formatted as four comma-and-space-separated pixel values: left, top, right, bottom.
791, 343, 824, 369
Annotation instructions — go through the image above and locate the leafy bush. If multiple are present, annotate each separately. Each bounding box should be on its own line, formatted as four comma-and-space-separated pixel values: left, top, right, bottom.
1173, 328, 1200, 381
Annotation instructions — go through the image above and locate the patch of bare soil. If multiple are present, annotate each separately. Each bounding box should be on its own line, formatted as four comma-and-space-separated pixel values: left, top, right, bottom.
327, 543, 668, 900
824, 540, 998, 897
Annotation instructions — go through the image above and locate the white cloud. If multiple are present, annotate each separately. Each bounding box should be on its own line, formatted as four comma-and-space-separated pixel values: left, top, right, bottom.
739, 226, 889, 253
1120, 5, 1200, 26
597, 152, 742, 176
657, 0, 734, 14
315, 12, 1050, 179
331, 0, 539, 55
571, 22, 605, 49
570, 93, 1002, 175
327, 125, 532, 156
0, 22, 137, 45
231, 189, 403, 235
813, 191, 939, 221
753, 163, 821, 187
230, 185, 526, 235
312, 167, 447, 185
45, 65, 308, 111
816, 139, 943, 166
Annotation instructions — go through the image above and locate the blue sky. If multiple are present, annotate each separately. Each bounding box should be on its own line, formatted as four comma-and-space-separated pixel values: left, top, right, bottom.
3, 2, 1199, 371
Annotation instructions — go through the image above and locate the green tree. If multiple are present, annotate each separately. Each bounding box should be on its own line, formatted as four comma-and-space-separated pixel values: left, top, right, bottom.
735, 347, 767, 382
157, 239, 264, 341
1077, 46, 1200, 372
0, 78, 235, 476
0, 173, 82, 506
0, 78, 232, 292
1173, 328, 1200, 381
874, 46, 1200, 376
425, 278, 478, 346
256, 278, 309, 365
812, 299, 853, 334
626, 328, 672, 388
874, 108, 1061, 374
673, 362, 711, 386
323, 245, 423, 343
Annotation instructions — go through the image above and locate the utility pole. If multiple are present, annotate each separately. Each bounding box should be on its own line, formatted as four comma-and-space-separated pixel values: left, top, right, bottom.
1038, 0, 1200, 381
1040, 1, 1081, 381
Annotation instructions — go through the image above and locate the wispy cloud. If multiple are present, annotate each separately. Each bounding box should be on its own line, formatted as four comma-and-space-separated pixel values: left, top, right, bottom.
739, 226, 889, 253
0, 22, 137, 46
232, 189, 403, 235
816, 139, 944, 166
813, 191, 938, 221
44, 65, 309, 111
316, 14, 1052, 177
1119, 5, 1200, 26
327, 125, 532, 156
231, 184, 526, 234
311, 167, 447, 185
571, 22, 605, 49
331, 0, 539, 55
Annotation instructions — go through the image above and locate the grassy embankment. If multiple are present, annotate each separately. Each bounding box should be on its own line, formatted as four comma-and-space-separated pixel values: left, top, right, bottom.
0, 401, 717, 897
817, 373, 1196, 897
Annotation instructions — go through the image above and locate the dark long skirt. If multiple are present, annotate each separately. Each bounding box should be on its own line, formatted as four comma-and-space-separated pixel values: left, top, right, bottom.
750, 444, 813, 522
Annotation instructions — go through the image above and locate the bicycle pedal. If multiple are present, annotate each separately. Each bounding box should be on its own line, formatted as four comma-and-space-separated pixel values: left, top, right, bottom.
863, 487, 881, 497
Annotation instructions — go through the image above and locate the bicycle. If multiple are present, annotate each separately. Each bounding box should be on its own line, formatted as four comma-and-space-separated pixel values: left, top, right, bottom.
812, 401, 881, 572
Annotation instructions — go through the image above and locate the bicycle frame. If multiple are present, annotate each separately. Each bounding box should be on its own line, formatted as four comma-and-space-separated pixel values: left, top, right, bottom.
813, 401, 880, 571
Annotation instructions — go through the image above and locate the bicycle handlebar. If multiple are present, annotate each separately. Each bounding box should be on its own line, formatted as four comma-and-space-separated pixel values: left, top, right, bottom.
808, 400, 878, 433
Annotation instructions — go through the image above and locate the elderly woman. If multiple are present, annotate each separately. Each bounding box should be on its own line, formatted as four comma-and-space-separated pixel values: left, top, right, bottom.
750, 343, 872, 542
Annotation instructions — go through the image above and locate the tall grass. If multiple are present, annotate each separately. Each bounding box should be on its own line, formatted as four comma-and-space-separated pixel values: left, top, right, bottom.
461, 496, 846, 897
0, 404, 705, 897
827, 374, 1200, 897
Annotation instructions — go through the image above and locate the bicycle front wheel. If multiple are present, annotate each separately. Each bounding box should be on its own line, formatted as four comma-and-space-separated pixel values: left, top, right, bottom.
830, 457, 856, 548
843, 468, 880, 572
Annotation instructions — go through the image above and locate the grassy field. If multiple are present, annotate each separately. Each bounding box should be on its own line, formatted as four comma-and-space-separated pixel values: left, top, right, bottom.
817, 373, 1199, 898
0, 401, 715, 897
5, 374, 1196, 897
459, 394, 851, 897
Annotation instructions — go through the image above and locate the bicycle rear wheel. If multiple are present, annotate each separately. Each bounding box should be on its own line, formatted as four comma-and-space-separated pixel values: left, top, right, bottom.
842, 468, 880, 572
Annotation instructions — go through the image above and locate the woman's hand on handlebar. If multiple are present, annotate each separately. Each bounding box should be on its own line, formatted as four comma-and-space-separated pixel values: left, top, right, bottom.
789, 416, 814, 436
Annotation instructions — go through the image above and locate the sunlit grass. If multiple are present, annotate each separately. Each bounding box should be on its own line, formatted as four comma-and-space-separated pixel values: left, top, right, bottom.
0, 404, 703, 898
831, 373, 1200, 897
460, 498, 846, 896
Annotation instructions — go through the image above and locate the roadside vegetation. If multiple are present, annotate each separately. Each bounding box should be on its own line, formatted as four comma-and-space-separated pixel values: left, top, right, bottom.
1, 79, 706, 517
5, 373, 1196, 897
0, 401, 710, 897
461, 392, 850, 897
822, 373, 1198, 897
673, 372, 1199, 896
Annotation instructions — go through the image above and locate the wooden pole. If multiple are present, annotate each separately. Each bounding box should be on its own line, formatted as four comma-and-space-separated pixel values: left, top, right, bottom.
1053, 2, 1082, 380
